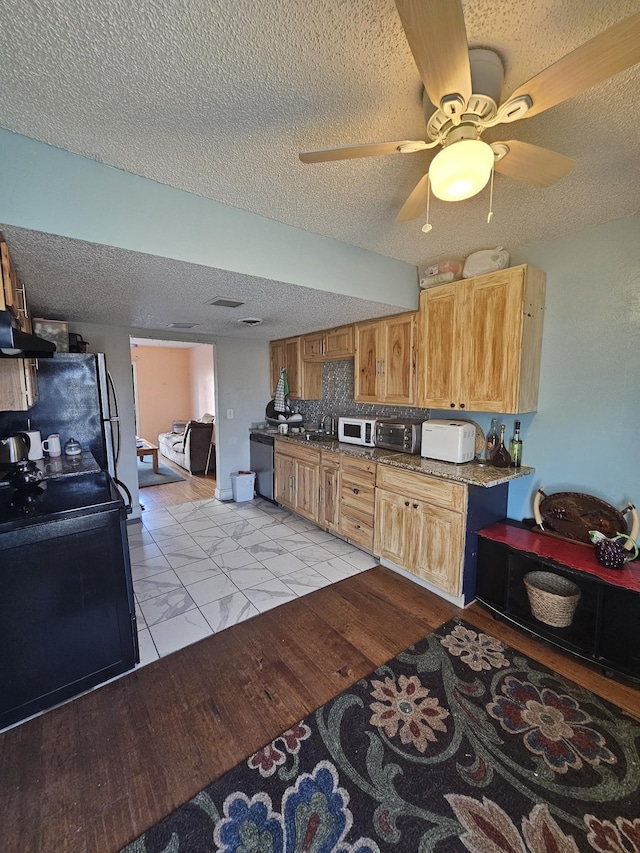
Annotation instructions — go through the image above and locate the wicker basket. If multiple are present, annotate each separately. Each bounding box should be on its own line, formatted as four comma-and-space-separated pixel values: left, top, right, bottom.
524, 571, 581, 628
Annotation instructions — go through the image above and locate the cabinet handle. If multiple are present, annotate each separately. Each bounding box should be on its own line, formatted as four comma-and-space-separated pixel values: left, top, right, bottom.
374, 358, 379, 376
405, 501, 410, 507
460, 403, 466, 409
413, 503, 418, 509
319, 486, 323, 503
354, 524, 361, 529
353, 487, 359, 494
450, 402, 455, 408
380, 359, 385, 376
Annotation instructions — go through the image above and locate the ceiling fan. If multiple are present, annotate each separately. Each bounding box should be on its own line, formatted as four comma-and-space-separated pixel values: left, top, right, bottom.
299, 1, 640, 222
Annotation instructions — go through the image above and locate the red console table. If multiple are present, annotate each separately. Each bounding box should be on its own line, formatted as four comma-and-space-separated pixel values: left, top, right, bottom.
476, 521, 640, 681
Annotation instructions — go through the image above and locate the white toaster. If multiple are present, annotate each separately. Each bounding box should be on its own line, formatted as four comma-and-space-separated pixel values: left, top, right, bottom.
420, 420, 476, 464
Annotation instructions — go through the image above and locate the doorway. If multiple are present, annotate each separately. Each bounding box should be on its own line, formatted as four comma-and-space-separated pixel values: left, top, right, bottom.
130, 337, 216, 507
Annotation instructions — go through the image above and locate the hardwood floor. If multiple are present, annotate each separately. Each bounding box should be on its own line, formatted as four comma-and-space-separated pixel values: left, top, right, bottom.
136, 455, 217, 513
3, 468, 639, 852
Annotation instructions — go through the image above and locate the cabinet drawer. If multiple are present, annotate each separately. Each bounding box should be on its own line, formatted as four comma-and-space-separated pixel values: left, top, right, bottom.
321, 450, 341, 468
376, 465, 466, 511
275, 440, 320, 465
339, 495, 374, 527
341, 456, 376, 482
340, 513, 374, 551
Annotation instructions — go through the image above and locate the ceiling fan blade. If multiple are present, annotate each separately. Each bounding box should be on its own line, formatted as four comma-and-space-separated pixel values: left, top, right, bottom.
505, 11, 640, 120
299, 140, 428, 163
395, 0, 472, 110
493, 140, 576, 187
396, 173, 431, 222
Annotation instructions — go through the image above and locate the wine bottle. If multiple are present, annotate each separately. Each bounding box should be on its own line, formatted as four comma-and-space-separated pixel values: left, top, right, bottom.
490, 424, 512, 468
510, 420, 522, 468
485, 418, 499, 461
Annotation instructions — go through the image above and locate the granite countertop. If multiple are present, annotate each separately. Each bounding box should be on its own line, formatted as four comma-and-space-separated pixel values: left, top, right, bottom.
263, 432, 534, 488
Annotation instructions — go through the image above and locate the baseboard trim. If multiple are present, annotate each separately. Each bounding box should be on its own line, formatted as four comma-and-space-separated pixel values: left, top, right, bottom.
378, 557, 466, 608
215, 486, 234, 501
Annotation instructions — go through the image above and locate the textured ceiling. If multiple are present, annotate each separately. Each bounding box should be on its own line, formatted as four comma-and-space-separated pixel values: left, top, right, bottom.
0, 224, 402, 339
0, 0, 639, 335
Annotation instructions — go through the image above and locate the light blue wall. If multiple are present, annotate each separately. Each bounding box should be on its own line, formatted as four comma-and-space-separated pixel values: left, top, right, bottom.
213, 337, 271, 500
503, 215, 639, 521
0, 128, 418, 308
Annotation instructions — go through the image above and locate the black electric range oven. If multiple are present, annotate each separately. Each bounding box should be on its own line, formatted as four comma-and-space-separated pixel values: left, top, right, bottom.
0, 471, 138, 729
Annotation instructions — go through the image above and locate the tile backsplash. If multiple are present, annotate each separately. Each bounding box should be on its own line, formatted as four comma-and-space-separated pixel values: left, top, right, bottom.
294, 359, 431, 426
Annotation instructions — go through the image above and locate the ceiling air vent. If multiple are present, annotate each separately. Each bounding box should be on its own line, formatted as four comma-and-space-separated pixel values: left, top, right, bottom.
238, 318, 263, 326
166, 322, 199, 329
208, 297, 245, 308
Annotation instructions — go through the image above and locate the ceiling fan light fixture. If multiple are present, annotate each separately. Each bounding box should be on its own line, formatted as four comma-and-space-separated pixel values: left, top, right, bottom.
429, 139, 494, 201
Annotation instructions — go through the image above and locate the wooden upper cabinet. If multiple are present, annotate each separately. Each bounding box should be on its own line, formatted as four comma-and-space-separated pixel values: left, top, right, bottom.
301, 332, 324, 361
324, 325, 354, 359
0, 359, 39, 411
284, 337, 302, 398
379, 313, 416, 405
1, 237, 31, 332
302, 325, 354, 361
353, 321, 379, 402
417, 265, 546, 414
270, 339, 286, 397
416, 284, 460, 411
354, 313, 416, 406
269, 337, 321, 400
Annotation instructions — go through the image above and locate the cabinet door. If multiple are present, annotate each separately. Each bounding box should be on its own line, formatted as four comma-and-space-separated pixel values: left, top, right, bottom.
302, 332, 324, 361
294, 457, 319, 522
284, 337, 302, 398
274, 453, 294, 508
354, 321, 380, 402
410, 501, 465, 596
379, 313, 416, 406
319, 461, 340, 532
285, 337, 322, 400
417, 284, 461, 410
374, 489, 411, 566
0, 358, 38, 411
270, 340, 286, 397
324, 325, 354, 359
460, 268, 525, 413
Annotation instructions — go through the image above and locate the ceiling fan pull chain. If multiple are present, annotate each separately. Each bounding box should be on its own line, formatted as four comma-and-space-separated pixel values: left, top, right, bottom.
487, 164, 495, 224
422, 176, 433, 233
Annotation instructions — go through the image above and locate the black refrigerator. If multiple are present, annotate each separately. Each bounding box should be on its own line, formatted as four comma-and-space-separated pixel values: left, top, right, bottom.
0, 352, 120, 475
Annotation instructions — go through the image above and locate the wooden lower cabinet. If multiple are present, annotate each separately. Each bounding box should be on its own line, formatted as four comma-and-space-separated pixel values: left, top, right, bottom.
274, 440, 510, 603
339, 456, 376, 551
274, 451, 295, 507
319, 451, 340, 532
375, 467, 467, 597
274, 440, 320, 522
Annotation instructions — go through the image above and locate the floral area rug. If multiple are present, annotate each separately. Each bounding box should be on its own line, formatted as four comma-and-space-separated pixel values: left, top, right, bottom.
121, 618, 640, 852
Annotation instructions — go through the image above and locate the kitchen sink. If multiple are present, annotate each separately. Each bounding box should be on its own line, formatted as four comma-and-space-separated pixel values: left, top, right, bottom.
302, 433, 336, 442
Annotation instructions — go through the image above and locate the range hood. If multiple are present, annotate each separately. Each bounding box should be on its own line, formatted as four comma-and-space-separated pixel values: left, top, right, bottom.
0, 311, 56, 357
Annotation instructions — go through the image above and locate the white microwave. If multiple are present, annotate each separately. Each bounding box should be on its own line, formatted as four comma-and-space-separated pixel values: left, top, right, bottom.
338, 416, 376, 447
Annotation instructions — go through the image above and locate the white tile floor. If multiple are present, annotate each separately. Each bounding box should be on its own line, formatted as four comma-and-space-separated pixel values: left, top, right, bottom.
129, 497, 378, 666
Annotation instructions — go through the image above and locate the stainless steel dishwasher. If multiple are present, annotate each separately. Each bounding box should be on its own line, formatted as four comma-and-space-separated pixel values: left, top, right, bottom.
250, 432, 275, 501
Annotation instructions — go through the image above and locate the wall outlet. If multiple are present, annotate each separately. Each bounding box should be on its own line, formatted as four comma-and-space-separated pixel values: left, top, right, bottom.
226, 408, 234, 419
